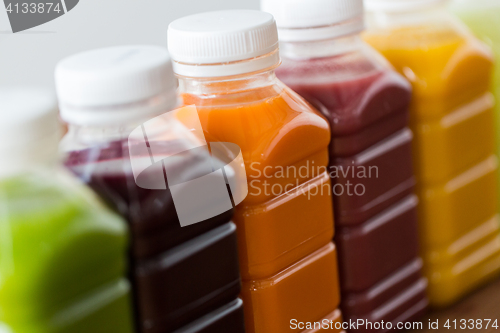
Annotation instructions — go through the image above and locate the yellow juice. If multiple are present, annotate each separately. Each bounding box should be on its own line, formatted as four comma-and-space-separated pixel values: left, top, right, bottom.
365, 15, 500, 307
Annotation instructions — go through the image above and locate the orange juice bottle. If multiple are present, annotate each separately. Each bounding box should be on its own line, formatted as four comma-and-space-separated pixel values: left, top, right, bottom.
168, 10, 341, 333
364, 0, 500, 307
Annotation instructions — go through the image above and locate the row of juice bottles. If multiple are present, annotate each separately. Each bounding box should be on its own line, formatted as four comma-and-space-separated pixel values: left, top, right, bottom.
1, 0, 500, 332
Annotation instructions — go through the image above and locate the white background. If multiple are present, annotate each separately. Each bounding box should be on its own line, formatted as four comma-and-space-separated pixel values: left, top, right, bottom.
0, 0, 258, 89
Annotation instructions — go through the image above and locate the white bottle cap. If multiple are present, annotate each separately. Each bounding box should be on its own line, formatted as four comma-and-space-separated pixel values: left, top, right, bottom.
261, 0, 365, 42
55, 45, 178, 126
364, 0, 448, 12
0, 88, 61, 177
167, 10, 280, 77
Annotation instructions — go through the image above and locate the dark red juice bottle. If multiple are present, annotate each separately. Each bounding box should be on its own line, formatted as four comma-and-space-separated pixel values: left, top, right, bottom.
263, 0, 428, 330
56, 46, 245, 333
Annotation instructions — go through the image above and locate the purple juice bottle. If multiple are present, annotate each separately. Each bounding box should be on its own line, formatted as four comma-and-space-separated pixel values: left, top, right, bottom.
262, 0, 428, 330
56, 46, 245, 333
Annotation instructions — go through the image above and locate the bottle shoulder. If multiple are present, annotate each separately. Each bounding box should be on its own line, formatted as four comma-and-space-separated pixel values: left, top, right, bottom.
180, 82, 330, 134
277, 43, 399, 84
364, 24, 494, 98
180, 83, 331, 170
276, 49, 412, 136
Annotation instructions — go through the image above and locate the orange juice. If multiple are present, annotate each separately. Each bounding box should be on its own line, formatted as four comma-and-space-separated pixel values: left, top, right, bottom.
168, 10, 341, 332
364, 0, 500, 306
181, 81, 336, 281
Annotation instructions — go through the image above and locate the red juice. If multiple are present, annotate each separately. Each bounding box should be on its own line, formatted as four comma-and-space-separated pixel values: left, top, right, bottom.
275, 35, 427, 329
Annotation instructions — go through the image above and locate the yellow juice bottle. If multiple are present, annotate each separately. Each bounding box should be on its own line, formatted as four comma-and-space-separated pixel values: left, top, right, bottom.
364, 0, 500, 307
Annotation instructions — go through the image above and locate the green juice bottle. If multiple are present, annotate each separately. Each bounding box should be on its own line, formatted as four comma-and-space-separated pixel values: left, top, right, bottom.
450, 0, 500, 171
0, 89, 134, 333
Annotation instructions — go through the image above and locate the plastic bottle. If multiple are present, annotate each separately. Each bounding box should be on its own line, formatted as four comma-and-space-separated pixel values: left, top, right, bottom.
364, 0, 500, 307
56, 46, 244, 332
262, 0, 428, 328
0, 88, 134, 333
168, 10, 341, 333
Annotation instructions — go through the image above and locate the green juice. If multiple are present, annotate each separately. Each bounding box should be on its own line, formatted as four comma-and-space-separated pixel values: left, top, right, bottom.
451, 0, 500, 159
0, 171, 134, 333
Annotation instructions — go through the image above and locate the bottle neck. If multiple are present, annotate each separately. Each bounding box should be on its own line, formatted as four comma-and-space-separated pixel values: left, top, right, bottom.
60, 94, 180, 128
366, 2, 451, 29
177, 69, 280, 96
63, 120, 162, 156
172, 49, 280, 79
61, 97, 182, 149
279, 34, 364, 60
65, 123, 139, 145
